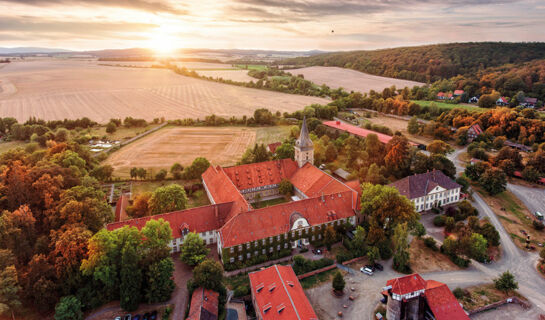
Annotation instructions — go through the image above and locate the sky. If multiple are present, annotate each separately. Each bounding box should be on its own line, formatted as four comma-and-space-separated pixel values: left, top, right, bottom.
1, 0, 545, 52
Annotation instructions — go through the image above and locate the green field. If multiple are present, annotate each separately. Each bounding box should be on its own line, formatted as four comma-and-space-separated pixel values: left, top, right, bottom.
235, 64, 268, 71
256, 125, 292, 145
412, 100, 488, 112
0, 141, 26, 154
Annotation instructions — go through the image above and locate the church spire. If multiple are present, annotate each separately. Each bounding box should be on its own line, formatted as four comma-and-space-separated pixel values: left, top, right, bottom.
294, 116, 314, 167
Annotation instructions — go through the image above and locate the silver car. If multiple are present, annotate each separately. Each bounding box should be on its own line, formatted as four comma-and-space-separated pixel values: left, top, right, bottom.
360, 266, 374, 275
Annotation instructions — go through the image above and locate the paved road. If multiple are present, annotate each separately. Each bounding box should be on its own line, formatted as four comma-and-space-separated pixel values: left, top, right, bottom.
507, 183, 545, 214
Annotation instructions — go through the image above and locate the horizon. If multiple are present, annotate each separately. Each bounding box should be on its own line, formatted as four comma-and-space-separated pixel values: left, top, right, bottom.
1, 0, 544, 54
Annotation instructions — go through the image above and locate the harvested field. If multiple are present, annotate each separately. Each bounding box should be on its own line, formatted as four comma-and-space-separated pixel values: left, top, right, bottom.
0, 60, 329, 123
98, 61, 159, 67
358, 113, 432, 145
286, 66, 424, 93
198, 69, 255, 82
169, 61, 234, 70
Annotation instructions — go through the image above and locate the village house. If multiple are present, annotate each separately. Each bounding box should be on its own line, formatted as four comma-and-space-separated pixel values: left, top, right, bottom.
323, 120, 417, 146
249, 265, 318, 320
383, 273, 469, 320
522, 97, 538, 108
388, 170, 461, 212
187, 287, 219, 320
453, 89, 464, 96
106, 117, 360, 267
437, 92, 446, 100
466, 123, 483, 142
496, 96, 509, 106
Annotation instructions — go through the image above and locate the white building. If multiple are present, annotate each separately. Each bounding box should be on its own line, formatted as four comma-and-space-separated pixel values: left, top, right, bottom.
389, 170, 461, 212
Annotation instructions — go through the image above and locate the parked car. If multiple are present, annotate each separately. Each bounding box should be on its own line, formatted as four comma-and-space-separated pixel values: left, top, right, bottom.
114, 317, 121, 320
365, 264, 375, 272
374, 263, 384, 271
312, 249, 322, 255
149, 311, 157, 320
535, 211, 543, 221
123, 315, 131, 320
360, 266, 373, 275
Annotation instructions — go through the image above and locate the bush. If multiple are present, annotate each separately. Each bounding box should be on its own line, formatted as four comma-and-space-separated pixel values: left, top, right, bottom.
433, 215, 446, 227
292, 255, 334, 275
452, 287, 465, 299
234, 285, 250, 298
449, 254, 471, 268
411, 222, 426, 237
423, 237, 438, 251
533, 220, 545, 230
431, 207, 441, 214
332, 271, 345, 292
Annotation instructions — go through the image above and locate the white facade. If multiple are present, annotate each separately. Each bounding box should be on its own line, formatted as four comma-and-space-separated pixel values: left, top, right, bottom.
410, 186, 461, 212
168, 229, 218, 253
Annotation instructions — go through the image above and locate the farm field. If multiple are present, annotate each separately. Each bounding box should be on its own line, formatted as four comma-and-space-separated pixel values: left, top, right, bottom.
0, 60, 329, 123
356, 113, 433, 145
285, 66, 424, 93
169, 61, 235, 70
104, 125, 291, 178
197, 69, 255, 82
412, 100, 487, 112
98, 61, 160, 67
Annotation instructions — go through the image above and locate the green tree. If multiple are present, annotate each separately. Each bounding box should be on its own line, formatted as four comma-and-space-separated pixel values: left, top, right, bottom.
145, 258, 175, 303
193, 259, 224, 291
90, 164, 114, 182
407, 116, 420, 134
469, 233, 488, 262
170, 163, 183, 179
0, 266, 21, 318
106, 122, 117, 134
392, 223, 410, 273
155, 169, 168, 180
149, 184, 188, 215
278, 179, 294, 196
325, 143, 338, 162
332, 271, 345, 292
540, 247, 545, 262
494, 271, 518, 294
366, 246, 380, 265
352, 226, 367, 254
479, 168, 506, 195
323, 226, 337, 250
184, 157, 210, 179
478, 223, 500, 247
120, 245, 142, 311
522, 166, 540, 183
54, 296, 83, 320
141, 219, 172, 263
180, 232, 210, 266
274, 140, 295, 160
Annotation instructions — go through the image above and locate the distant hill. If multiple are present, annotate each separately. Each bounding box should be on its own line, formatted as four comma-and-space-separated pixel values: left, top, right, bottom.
282, 42, 545, 83
0, 47, 72, 54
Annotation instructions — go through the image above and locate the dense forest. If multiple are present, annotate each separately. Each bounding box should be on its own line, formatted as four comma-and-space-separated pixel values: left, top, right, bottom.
283, 42, 545, 100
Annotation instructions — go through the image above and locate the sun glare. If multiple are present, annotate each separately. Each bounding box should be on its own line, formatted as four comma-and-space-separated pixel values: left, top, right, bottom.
147, 26, 180, 56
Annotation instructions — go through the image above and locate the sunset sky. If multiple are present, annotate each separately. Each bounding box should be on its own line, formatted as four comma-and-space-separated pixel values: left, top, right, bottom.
1, 0, 544, 52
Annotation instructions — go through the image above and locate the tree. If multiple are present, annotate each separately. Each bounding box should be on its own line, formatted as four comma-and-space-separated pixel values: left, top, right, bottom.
494, 271, 518, 294
332, 271, 345, 292
392, 223, 410, 273
106, 122, 117, 134
427, 140, 453, 155
469, 233, 488, 262
54, 296, 83, 320
170, 163, 183, 179
522, 166, 540, 183
120, 245, 142, 311
136, 168, 147, 180
130, 167, 138, 180
407, 116, 420, 134
366, 246, 380, 265
278, 179, 294, 196
540, 247, 545, 262
0, 266, 21, 318
141, 219, 172, 263
323, 226, 337, 250
184, 157, 210, 179
90, 165, 114, 181
385, 135, 410, 176
274, 141, 295, 160
352, 226, 367, 254
145, 258, 175, 303
127, 192, 151, 218
456, 176, 470, 193
479, 168, 506, 195
193, 259, 223, 291
479, 223, 500, 247
149, 184, 188, 215
180, 232, 210, 266
155, 169, 167, 180
325, 143, 338, 162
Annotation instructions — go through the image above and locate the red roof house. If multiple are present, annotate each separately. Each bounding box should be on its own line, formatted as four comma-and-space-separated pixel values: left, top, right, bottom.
267, 142, 282, 154
425, 280, 469, 320
323, 120, 417, 146
187, 287, 219, 320
249, 265, 318, 320
453, 90, 464, 96
114, 194, 130, 222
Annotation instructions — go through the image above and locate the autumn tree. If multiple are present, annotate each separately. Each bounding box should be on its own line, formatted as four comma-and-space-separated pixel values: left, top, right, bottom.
180, 232, 209, 266
126, 192, 152, 218
479, 168, 506, 195
323, 226, 337, 250
366, 246, 380, 265
149, 184, 188, 215
407, 116, 420, 134
385, 135, 411, 177
427, 140, 453, 155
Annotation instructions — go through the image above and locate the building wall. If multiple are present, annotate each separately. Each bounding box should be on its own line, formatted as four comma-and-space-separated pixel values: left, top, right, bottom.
411, 187, 460, 212
294, 146, 314, 168
168, 230, 218, 253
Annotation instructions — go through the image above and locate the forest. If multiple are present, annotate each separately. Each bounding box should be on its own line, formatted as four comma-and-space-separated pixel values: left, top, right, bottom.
283, 42, 545, 100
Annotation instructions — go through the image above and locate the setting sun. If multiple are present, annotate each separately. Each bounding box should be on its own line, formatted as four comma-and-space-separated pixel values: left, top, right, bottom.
147, 26, 180, 56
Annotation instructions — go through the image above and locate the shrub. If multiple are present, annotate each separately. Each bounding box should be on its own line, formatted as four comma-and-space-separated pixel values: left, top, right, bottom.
423, 237, 438, 251
433, 215, 446, 227
332, 271, 345, 292
234, 285, 250, 298
533, 220, 545, 230
452, 287, 465, 299
411, 222, 426, 237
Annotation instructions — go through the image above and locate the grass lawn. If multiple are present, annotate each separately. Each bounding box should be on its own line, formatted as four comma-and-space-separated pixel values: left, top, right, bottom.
255, 125, 292, 145
84, 124, 162, 142
456, 283, 525, 311
130, 179, 210, 209
300, 269, 339, 289
474, 186, 545, 249
235, 64, 268, 71
412, 100, 488, 112
253, 197, 288, 209
0, 140, 26, 154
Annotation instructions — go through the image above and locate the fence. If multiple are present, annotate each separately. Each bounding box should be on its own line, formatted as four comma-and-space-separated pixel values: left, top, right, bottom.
296, 265, 337, 280
467, 296, 530, 315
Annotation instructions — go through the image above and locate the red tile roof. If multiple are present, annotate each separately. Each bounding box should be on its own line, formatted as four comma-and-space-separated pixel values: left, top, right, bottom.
498, 97, 509, 104
437, 92, 445, 97
114, 194, 129, 222
222, 159, 298, 191
202, 165, 250, 222
388, 170, 461, 199
249, 265, 318, 320
454, 90, 464, 95
468, 124, 483, 135
219, 191, 356, 247
323, 121, 417, 146
106, 202, 234, 238
386, 274, 427, 295
187, 287, 219, 320
268, 142, 282, 154
425, 281, 469, 320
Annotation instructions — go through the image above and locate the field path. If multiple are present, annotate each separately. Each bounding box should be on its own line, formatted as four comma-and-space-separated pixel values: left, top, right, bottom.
0, 60, 329, 122
286, 66, 424, 93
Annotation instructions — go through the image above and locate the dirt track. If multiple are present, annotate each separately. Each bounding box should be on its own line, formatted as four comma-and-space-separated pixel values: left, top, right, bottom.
104, 126, 257, 177
0, 60, 328, 122
286, 66, 424, 93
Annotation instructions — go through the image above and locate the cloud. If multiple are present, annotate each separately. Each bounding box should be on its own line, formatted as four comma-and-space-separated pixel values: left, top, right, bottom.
0, 0, 187, 14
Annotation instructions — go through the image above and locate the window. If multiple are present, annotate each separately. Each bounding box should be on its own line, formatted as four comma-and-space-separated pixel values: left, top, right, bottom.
246, 243, 250, 249
230, 257, 234, 263
277, 235, 281, 241
262, 239, 266, 245
238, 255, 242, 261
238, 245, 242, 251
230, 247, 234, 253
277, 245, 280, 250
247, 253, 251, 259
284, 243, 288, 249
312, 235, 315, 241
263, 249, 266, 254
269, 247, 273, 253
298, 230, 302, 236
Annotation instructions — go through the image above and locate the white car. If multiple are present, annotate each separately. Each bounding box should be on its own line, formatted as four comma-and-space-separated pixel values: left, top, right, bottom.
360, 266, 374, 275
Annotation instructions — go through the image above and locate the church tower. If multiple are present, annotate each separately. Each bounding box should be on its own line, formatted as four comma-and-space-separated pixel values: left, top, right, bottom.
294, 116, 314, 168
